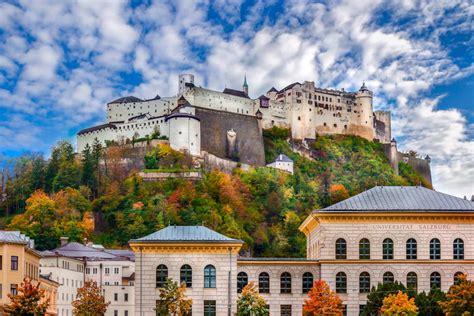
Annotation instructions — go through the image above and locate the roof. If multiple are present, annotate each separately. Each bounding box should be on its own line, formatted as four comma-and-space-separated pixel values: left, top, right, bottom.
49, 242, 119, 260
105, 249, 135, 261
238, 257, 317, 262
320, 186, 474, 212
222, 88, 250, 99
278, 82, 300, 93
165, 112, 200, 122
258, 95, 270, 100
108, 96, 143, 104
274, 154, 293, 163
267, 87, 278, 93
0, 231, 29, 245
359, 82, 369, 92
131, 226, 243, 243
77, 123, 116, 135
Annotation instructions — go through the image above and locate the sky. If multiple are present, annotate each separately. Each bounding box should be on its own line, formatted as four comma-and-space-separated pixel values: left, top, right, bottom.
0, 0, 472, 198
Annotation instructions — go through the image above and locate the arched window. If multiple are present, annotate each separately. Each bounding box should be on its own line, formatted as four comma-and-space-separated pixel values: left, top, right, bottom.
302, 272, 313, 294
453, 238, 464, 260
336, 272, 347, 293
335, 238, 347, 259
407, 272, 417, 291
258, 272, 270, 293
156, 264, 168, 288
280, 272, 292, 294
359, 238, 370, 259
359, 272, 370, 293
454, 271, 464, 285
180, 264, 192, 288
406, 238, 417, 260
383, 272, 394, 284
383, 238, 394, 260
430, 238, 441, 260
430, 272, 441, 289
237, 272, 248, 293
204, 265, 216, 288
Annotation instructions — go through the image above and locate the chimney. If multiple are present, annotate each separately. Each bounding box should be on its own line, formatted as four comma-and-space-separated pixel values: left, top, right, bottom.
60, 237, 69, 247
471, 195, 474, 202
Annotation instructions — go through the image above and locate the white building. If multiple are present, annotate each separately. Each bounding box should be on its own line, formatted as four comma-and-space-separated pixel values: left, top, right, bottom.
43, 239, 135, 316
130, 186, 474, 316
266, 154, 294, 174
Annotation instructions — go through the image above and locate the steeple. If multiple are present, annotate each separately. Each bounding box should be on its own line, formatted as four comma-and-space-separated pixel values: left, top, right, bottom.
243, 74, 249, 95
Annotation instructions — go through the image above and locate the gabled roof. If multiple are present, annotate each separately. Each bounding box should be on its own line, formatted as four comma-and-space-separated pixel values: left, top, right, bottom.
320, 186, 474, 212
131, 226, 243, 243
108, 96, 143, 104
77, 123, 116, 135
278, 82, 300, 93
267, 87, 278, 93
49, 242, 118, 260
274, 154, 293, 163
222, 88, 250, 99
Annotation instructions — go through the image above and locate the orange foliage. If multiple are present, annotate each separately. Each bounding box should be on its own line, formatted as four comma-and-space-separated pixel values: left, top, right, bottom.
303, 280, 343, 315
328, 183, 349, 204
380, 291, 418, 315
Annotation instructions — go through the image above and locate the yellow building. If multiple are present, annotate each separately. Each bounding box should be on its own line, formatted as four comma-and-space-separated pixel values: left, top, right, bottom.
0, 231, 57, 315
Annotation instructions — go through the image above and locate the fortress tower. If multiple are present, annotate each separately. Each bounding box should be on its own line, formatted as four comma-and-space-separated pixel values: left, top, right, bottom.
178, 74, 195, 95
355, 82, 375, 140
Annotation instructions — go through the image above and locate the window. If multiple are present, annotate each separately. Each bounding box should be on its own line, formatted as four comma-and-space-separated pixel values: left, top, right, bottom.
86, 268, 90, 274
302, 272, 313, 293
124, 293, 128, 302
237, 272, 248, 293
430, 272, 441, 289
180, 264, 192, 288
258, 272, 270, 293
383, 238, 394, 260
105, 268, 110, 275
280, 272, 292, 293
281, 305, 292, 316
359, 238, 370, 259
0, 255, 2, 270
93, 268, 98, 274
114, 293, 118, 301
335, 238, 347, 259
156, 264, 168, 288
124, 311, 128, 316
204, 300, 216, 316
406, 238, 417, 260
453, 238, 464, 260
10, 284, 18, 295
114, 267, 119, 274
0, 284, 2, 299
430, 238, 441, 260
11, 256, 18, 271
204, 265, 216, 288
383, 272, 394, 284
114, 310, 118, 316
359, 272, 370, 293
407, 272, 417, 291
336, 272, 347, 293
454, 271, 464, 285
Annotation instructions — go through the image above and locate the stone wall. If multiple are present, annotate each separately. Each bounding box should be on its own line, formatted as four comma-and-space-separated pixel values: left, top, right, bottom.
202, 152, 251, 173
195, 107, 266, 166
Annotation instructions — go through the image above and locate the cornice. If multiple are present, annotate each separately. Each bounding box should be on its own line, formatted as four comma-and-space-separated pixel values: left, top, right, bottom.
319, 259, 474, 264
129, 242, 242, 254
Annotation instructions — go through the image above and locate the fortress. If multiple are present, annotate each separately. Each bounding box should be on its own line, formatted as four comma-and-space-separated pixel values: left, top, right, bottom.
77, 74, 430, 182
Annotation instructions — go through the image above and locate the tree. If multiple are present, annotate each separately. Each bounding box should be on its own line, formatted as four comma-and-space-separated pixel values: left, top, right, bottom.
439, 274, 474, 316
237, 282, 268, 316
81, 144, 95, 190
303, 280, 343, 315
328, 183, 349, 204
362, 281, 407, 316
3, 277, 49, 315
155, 278, 192, 316
416, 289, 445, 316
72, 280, 110, 315
381, 291, 418, 315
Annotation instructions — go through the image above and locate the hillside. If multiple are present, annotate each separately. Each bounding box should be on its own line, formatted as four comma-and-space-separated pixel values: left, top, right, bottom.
0, 131, 430, 257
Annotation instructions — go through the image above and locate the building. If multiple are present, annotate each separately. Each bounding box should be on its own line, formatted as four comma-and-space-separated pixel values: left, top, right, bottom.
0, 231, 58, 315
77, 75, 391, 165
44, 239, 135, 316
130, 186, 473, 316
266, 153, 294, 174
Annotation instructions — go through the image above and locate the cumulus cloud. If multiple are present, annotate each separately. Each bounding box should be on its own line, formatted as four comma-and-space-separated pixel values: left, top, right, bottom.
0, 0, 472, 197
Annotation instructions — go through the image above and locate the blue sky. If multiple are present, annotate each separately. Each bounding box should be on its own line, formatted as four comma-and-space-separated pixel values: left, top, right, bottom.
0, 0, 472, 197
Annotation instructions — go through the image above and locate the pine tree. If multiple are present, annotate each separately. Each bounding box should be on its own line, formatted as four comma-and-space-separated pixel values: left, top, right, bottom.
362, 281, 407, 316
3, 277, 50, 315
72, 281, 110, 315
81, 144, 95, 190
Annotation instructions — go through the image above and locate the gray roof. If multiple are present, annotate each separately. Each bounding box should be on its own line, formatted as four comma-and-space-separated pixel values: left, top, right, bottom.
0, 231, 29, 244
274, 154, 293, 163
108, 96, 143, 104
321, 186, 474, 212
49, 242, 119, 260
132, 226, 243, 243
77, 123, 116, 135
222, 88, 250, 99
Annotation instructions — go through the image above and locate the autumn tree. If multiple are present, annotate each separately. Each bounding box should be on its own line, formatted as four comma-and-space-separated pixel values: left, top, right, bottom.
72, 280, 110, 315
237, 282, 268, 316
3, 277, 49, 315
380, 291, 418, 315
303, 280, 343, 315
155, 278, 192, 316
362, 281, 407, 316
328, 183, 349, 204
439, 274, 474, 316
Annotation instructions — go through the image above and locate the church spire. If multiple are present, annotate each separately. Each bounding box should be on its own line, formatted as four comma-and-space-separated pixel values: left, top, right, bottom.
243, 74, 249, 95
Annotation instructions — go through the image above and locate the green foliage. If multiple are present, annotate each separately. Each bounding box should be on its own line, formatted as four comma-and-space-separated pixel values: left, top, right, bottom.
144, 143, 193, 170
155, 278, 192, 316
362, 281, 408, 316
416, 290, 445, 316
237, 282, 268, 316
399, 161, 432, 188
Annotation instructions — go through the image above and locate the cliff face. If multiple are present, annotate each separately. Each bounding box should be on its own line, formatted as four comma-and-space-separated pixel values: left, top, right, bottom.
195, 107, 266, 166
